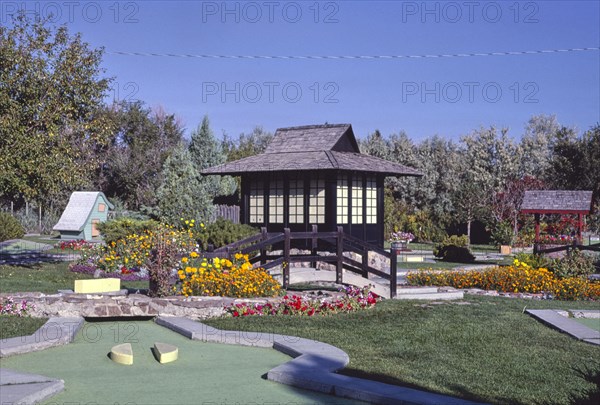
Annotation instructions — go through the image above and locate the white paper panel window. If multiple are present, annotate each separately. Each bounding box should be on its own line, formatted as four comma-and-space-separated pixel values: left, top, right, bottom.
309, 179, 325, 224
352, 178, 363, 224
336, 175, 349, 224
249, 180, 264, 223
366, 177, 377, 224
269, 179, 284, 223
288, 179, 304, 224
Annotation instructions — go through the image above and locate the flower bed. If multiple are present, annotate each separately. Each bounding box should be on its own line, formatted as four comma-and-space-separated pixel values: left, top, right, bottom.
0, 297, 36, 316
176, 253, 281, 298
407, 260, 600, 300
70, 264, 149, 281
224, 286, 380, 317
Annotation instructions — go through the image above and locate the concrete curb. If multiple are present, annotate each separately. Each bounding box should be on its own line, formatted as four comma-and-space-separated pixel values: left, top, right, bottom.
0, 369, 64, 405
0, 317, 84, 358
526, 309, 600, 345
0, 317, 82, 405
155, 316, 485, 405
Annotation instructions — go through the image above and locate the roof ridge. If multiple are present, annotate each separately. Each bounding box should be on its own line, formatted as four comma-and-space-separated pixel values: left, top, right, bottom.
325, 150, 339, 169
277, 123, 350, 131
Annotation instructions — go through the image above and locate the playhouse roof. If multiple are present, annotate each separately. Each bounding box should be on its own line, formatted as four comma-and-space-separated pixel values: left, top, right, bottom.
53, 192, 114, 232
203, 124, 422, 177
521, 190, 593, 214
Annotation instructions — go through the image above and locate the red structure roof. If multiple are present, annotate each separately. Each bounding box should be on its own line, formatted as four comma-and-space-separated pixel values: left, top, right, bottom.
520, 190, 593, 214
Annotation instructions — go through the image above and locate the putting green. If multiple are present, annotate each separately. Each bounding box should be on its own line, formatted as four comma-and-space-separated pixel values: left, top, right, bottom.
573, 317, 600, 332
2, 320, 359, 404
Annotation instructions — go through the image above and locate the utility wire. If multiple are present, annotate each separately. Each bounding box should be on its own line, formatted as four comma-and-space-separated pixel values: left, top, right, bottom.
106, 47, 599, 60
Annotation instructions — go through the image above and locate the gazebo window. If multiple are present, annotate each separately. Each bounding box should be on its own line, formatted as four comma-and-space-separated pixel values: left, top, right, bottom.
269, 179, 284, 223
336, 175, 349, 224
249, 180, 264, 223
309, 178, 325, 224
352, 177, 363, 224
288, 178, 304, 224
366, 177, 377, 224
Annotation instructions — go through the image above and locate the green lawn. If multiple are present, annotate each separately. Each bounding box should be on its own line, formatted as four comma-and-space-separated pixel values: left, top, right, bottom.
206, 296, 600, 405
396, 256, 514, 270
0, 262, 149, 294
0, 316, 47, 339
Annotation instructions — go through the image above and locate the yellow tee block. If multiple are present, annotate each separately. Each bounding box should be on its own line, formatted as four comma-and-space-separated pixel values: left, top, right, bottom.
74, 278, 120, 293
110, 343, 133, 365
154, 342, 178, 364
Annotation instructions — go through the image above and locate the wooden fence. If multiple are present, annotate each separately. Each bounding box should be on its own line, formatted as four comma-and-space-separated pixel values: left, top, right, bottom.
534, 241, 600, 255
204, 225, 398, 298
210, 205, 240, 224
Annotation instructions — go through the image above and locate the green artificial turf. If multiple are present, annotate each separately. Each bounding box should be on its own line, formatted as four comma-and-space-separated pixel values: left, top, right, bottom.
1, 320, 360, 404
0, 316, 47, 339
206, 296, 600, 405
574, 317, 600, 332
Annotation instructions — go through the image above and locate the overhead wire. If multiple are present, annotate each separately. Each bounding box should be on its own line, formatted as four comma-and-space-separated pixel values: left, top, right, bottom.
106, 47, 599, 60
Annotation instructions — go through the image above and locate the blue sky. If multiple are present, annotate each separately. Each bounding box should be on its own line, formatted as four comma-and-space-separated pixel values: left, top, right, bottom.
6, 0, 599, 140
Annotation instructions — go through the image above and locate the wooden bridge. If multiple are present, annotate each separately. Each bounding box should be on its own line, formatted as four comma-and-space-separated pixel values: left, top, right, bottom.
204, 226, 399, 298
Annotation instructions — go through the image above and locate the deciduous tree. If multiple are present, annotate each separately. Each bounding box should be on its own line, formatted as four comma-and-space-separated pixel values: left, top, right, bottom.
0, 14, 114, 205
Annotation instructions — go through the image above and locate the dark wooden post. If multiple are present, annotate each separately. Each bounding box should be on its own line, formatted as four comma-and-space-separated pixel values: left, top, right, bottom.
390, 249, 398, 299
336, 226, 344, 284
534, 213, 541, 255
362, 247, 369, 278
260, 227, 268, 266
577, 213, 583, 244
311, 225, 318, 268
283, 228, 291, 288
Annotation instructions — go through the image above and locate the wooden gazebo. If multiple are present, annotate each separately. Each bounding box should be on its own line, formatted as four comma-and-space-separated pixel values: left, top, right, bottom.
520, 190, 593, 246
203, 124, 421, 247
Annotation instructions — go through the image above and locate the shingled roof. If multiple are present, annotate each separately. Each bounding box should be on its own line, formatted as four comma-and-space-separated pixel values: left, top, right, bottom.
203, 124, 422, 177
53, 192, 114, 232
521, 190, 593, 214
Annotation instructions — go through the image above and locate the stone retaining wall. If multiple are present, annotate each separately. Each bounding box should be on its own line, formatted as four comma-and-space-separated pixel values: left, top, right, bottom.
0, 292, 282, 320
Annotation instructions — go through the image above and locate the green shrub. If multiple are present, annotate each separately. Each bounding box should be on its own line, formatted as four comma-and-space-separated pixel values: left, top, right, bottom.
490, 220, 514, 246
0, 213, 25, 242
96, 217, 159, 245
197, 218, 258, 249
549, 249, 596, 279
514, 252, 552, 269
433, 235, 475, 263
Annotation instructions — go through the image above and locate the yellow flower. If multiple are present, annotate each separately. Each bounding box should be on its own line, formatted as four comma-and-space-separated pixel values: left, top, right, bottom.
181, 257, 188, 263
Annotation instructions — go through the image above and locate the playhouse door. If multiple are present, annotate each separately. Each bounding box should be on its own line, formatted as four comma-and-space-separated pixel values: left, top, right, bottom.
91, 219, 100, 237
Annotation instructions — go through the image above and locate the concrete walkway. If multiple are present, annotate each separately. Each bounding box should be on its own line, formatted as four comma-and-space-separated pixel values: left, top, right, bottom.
157, 316, 486, 405
526, 309, 600, 345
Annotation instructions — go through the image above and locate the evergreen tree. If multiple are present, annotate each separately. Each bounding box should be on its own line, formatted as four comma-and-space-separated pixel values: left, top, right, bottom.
189, 116, 236, 198
156, 144, 213, 224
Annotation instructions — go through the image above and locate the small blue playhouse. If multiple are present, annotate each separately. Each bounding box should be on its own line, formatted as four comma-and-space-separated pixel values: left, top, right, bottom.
53, 192, 114, 240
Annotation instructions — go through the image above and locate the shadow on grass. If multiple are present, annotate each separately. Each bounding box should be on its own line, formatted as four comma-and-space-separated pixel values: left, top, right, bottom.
569, 365, 600, 405
341, 368, 491, 404
0, 254, 73, 266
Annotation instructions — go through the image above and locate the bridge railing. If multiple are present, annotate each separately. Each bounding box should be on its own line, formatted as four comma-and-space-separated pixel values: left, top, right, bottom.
203, 226, 398, 298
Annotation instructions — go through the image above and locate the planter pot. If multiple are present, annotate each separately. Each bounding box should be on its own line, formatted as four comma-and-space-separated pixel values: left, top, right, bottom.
391, 240, 410, 252
500, 245, 512, 255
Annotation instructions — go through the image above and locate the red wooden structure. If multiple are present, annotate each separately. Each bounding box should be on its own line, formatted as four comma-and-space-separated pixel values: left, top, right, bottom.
520, 190, 593, 245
